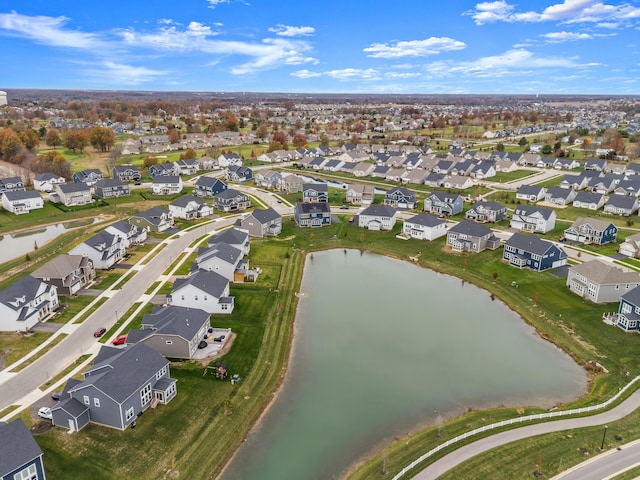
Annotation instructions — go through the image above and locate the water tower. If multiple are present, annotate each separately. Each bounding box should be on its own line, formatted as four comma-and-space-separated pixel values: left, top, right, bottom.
0, 91, 7, 106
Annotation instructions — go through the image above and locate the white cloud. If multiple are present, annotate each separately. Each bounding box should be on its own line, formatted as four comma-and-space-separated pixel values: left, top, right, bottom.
541, 31, 594, 42
291, 69, 322, 78
363, 37, 466, 58
384, 72, 422, 79
0, 11, 110, 50
207, 0, 230, 8
87, 61, 168, 85
268, 25, 315, 37
465, 0, 640, 26
325, 68, 380, 81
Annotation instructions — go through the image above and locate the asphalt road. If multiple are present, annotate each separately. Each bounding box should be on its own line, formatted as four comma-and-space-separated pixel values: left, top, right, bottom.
411, 390, 640, 479
0, 217, 235, 409
551, 440, 640, 480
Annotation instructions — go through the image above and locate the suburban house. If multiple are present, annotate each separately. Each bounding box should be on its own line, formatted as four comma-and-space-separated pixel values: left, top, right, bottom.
510, 205, 556, 234
236, 208, 282, 238
217, 153, 242, 167
93, 179, 130, 199
72, 169, 103, 186
194, 176, 227, 198
51, 343, 176, 431
278, 174, 304, 193
604, 195, 639, 216
464, 201, 507, 223
503, 233, 567, 271
559, 174, 589, 190
0, 275, 59, 332
446, 220, 501, 253
34, 172, 66, 192
424, 172, 447, 187
32, 254, 95, 295
112, 165, 141, 183
1, 190, 44, 214
208, 227, 250, 256
424, 192, 464, 217
128, 207, 174, 233
585, 159, 608, 172
443, 176, 475, 190
254, 170, 282, 189
213, 189, 251, 212
105, 220, 147, 248
149, 162, 179, 178
515, 185, 546, 202
302, 183, 329, 203
564, 217, 618, 245
567, 259, 640, 303
151, 176, 183, 195
620, 232, 640, 258
53, 183, 93, 206
174, 159, 199, 176
402, 213, 447, 240
126, 305, 210, 359
587, 175, 616, 194
0, 419, 46, 480
352, 162, 375, 177
294, 202, 332, 227
613, 179, 640, 196
608, 285, 640, 331
383, 187, 416, 209
226, 165, 253, 183
69, 230, 126, 270
169, 195, 213, 220
197, 155, 218, 170
358, 205, 397, 231
401, 169, 429, 185
169, 270, 234, 314
544, 186, 577, 206
572, 191, 605, 210
345, 184, 375, 205
195, 241, 245, 282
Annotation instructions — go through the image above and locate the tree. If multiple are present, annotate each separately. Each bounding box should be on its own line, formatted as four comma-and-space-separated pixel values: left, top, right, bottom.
541, 144, 553, 155
267, 131, 289, 152
33, 151, 72, 179
143, 156, 159, 168
518, 137, 528, 147
18, 129, 40, 150
64, 130, 89, 153
256, 123, 269, 140
89, 126, 116, 152
292, 133, 307, 149
319, 133, 330, 147
45, 128, 62, 149
180, 148, 197, 160
603, 128, 625, 154
496, 142, 505, 152
168, 128, 180, 144
38, 125, 47, 138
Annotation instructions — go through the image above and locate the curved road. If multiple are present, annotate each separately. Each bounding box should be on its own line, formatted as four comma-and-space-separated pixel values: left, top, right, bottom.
412, 390, 640, 479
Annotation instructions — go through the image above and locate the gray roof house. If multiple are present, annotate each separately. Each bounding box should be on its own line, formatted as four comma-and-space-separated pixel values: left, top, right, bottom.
169, 195, 213, 220
213, 188, 251, 212
0, 275, 59, 332
31, 254, 95, 296
195, 241, 246, 282
544, 186, 577, 206
358, 205, 397, 231
567, 259, 640, 303
151, 175, 183, 195
516, 185, 546, 202
51, 343, 176, 431
510, 205, 556, 234
604, 194, 639, 216
169, 270, 234, 314
93, 178, 130, 199
208, 227, 250, 255
53, 182, 93, 206
72, 169, 103, 186
112, 164, 141, 182
620, 232, 640, 258
236, 208, 282, 238
0, 419, 46, 480
127, 305, 210, 359
464, 201, 507, 223
129, 207, 174, 233
346, 183, 375, 205
34, 172, 66, 192
402, 213, 447, 241
1, 190, 44, 215
424, 192, 464, 217
446, 220, 501, 253
572, 191, 605, 210
105, 220, 147, 248
69, 230, 126, 270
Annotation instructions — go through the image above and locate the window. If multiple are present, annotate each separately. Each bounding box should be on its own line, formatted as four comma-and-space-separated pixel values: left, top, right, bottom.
125, 407, 135, 421
141, 383, 152, 406
221, 304, 228, 311
83, 395, 90, 405
13, 463, 37, 480
156, 366, 167, 379
194, 295, 198, 301
166, 340, 172, 345
181, 295, 185, 301
93, 397, 101, 407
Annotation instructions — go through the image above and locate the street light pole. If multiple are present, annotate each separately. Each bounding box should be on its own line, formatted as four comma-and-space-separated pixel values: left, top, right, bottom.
600, 425, 608, 450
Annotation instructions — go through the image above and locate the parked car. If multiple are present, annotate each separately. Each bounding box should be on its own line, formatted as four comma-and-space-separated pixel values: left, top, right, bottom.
51, 392, 62, 401
112, 334, 127, 345
38, 407, 52, 420
93, 327, 106, 338
198, 340, 208, 349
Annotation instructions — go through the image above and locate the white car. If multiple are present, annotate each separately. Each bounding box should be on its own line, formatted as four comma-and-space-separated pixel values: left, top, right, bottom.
38, 407, 52, 420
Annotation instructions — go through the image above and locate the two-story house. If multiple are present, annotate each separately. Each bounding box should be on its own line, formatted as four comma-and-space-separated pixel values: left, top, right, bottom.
510, 205, 556, 234
105, 220, 147, 248
503, 233, 567, 271
54, 183, 93, 207
402, 213, 447, 241
93, 179, 130, 199
0, 419, 46, 480
302, 183, 328, 203
358, 205, 397, 231
194, 176, 227, 198
149, 162, 179, 178
446, 220, 501, 253
213, 189, 251, 212
112, 165, 141, 183
515, 185, 546, 202
152, 176, 183, 195
2, 190, 44, 214
33, 172, 66, 192
0, 275, 59, 332
236, 208, 282, 238
32, 254, 95, 295
346, 184, 375, 205
169, 196, 213, 220
69, 230, 126, 270
464, 201, 507, 223
294, 202, 332, 227
384, 187, 416, 210
567, 259, 640, 303
72, 169, 103, 186
170, 270, 234, 314
128, 207, 174, 233
424, 192, 464, 217
226, 165, 253, 183
564, 217, 618, 245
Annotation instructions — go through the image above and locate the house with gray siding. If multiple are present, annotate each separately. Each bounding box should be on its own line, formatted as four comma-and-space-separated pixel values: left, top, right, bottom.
236, 208, 282, 238
127, 306, 210, 359
54, 183, 93, 206
93, 179, 130, 199
213, 189, 251, 212
446, 220, 501, 253
112, 165, 141, 183
31, 254, 95, 296
567, 259, 640, 303
424, 192, 464, 217
464, 201, 507, 223
51, 343, 176, 431
129, 207, 174, 233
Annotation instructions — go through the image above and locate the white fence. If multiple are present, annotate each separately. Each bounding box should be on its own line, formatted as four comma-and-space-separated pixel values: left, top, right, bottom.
391, 375, 640, 480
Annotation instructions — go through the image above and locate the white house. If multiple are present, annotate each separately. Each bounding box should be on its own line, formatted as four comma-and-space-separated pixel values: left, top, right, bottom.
2, 190, 44, 214
358, 205, 397, 231
170, 270, 234, 314
0, 275, 59, 332
402, 213, 447, 240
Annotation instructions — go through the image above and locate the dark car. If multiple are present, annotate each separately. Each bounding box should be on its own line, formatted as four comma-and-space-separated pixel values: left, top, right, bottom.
51, 392, 62, 401
93, 328, 106, 338
112, 334, 127, 345
340, 205, 349, 209
213, 335, 226, 342
198, 340, 208, 349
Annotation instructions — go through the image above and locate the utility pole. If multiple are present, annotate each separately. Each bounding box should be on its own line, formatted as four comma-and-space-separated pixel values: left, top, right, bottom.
600, 425, 608, 450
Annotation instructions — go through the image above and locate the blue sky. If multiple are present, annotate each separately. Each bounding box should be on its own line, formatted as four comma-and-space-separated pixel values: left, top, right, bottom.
1, 0, 639, 94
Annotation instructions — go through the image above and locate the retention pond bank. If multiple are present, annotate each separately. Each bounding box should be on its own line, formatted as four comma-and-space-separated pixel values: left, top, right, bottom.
221, 249, 587, 480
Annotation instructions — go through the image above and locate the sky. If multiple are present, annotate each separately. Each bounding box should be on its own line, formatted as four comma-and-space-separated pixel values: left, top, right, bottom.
1, 0, 640, 94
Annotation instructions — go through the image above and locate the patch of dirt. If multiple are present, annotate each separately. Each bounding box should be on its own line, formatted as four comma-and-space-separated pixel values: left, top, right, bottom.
30, 421, 55, 434
194, 332, 237, 366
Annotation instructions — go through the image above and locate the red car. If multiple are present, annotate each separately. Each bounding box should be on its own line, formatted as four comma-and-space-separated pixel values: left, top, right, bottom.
93, 328, 106, 338
112, 334, 127, 345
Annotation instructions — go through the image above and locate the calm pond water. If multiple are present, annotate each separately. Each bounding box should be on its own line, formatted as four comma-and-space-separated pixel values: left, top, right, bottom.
221, 249, 587, 480
0, 218, 99, 264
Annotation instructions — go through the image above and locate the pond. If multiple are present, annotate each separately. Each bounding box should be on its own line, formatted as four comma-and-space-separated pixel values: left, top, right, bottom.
221, 249, 587, 480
